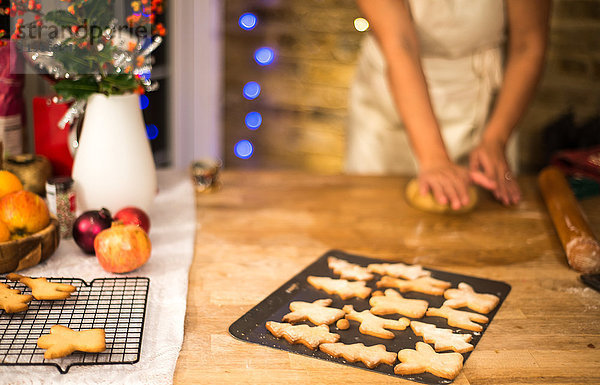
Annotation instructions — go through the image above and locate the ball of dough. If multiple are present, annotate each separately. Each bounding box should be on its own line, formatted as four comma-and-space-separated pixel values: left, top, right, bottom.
404, 178, 478, 214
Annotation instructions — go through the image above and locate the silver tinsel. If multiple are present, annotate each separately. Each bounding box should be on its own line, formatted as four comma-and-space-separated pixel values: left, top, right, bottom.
58, 99, 87, 130
19, 29, 163, 128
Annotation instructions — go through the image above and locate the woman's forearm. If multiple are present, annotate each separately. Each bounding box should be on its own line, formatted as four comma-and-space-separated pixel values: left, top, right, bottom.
357, 0, 450, 167
385, 46, 450, 166
483, 0, 551, 146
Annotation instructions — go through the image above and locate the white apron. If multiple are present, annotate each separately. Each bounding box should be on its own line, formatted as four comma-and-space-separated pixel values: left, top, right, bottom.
345, 0, 517, 175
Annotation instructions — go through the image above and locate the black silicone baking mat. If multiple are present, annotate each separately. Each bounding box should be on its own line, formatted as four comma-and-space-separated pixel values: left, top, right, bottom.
0, 276, 149, 374
229, 250, 511, 384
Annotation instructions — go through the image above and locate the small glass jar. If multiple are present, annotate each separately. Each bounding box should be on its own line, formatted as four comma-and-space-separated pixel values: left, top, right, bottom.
190, 158, 222, 193
46, 177, 77, 239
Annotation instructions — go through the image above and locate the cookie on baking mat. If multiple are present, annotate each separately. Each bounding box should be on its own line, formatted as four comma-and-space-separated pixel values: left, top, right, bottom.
343, 304, 410, 339
336, 319, 350, 330
327, 256, 374, 281
410, 321, 473, 353
265, 321, 340, 350
426, 306, 489, 332
443, 282, 500, 314
395, 341, 464, 380
307, 276, 372, 300
7, 273, 76, 300
376, 276, 451, 296
37, 325, 106, 359
369, 289, 428, 318
320, 342, 397, 368
0, 282, 33, 313
282, 299, 345, 326
367, 262, 431, 280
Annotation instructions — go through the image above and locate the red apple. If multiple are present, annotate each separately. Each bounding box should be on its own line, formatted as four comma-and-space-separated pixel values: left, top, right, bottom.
94, 223, 151, 273
0, 190, 50, 236
114, 206, 151, 233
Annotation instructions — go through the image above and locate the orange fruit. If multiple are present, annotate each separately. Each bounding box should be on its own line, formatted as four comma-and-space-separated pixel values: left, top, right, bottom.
0, 220, 10, 242
0, 190, 50, 236
0, 170, 24, 199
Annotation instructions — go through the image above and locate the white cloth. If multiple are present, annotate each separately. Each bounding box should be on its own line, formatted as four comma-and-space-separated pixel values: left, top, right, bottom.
346, 0, 517, 175
0, 169, 195, 385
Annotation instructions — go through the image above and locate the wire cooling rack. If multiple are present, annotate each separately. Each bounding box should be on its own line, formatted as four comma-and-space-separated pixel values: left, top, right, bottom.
0, 277, 150, 374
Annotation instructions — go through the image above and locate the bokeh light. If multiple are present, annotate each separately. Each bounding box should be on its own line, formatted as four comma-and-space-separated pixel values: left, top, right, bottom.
254, 47, 275, 66
243, 81, 261, 100
139, 94, 149, 110
146, 124, 159, 140
239, 13, 257, 30
354, 17, 369, 32
234, 140, 254, 159
245, 111, 262, 130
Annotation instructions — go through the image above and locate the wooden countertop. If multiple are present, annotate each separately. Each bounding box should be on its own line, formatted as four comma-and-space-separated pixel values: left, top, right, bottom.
174, 170, 600, 385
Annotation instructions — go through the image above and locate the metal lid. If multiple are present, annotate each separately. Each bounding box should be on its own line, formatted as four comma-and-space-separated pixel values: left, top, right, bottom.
46, 176, 74, 192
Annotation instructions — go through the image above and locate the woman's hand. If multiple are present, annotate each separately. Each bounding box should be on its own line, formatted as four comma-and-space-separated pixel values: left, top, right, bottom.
418, 160, 472, 210
469, 138, 521, 206
466, 0, 548, 207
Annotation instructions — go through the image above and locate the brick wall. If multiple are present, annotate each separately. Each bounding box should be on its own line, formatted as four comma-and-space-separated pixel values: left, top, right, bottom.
224, 0, 361, 172
223, 0, 600, 173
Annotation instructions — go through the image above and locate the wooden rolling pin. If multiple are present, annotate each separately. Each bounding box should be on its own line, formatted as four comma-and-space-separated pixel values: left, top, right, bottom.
538, 166, 600, 273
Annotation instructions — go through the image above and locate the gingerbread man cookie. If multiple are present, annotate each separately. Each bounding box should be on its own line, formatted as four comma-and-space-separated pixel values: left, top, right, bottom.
410, 321, 473, 353
37, 325, 106, 359
307, 276, 372, 300
0, 282, 33, 313
369, 289, 429, 318
265, 321, 340, 350
395, 341, 464, 380
282, 299, 345, 326
7, 273, 76, 300
327, 257, 374, 281
343, 305, 410, 339
320, 342, 397, 368
376, 276, 451, 296
367, 263, 431, 280
426, 306, 489, 332
443, 282, 500, 314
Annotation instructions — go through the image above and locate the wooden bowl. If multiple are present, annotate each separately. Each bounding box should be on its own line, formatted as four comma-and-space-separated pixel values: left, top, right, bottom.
0, 218, 60, 273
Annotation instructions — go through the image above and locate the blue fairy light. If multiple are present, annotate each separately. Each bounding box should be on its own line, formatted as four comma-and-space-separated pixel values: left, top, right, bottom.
234, 140, 254, 159
245, 111, 262, 130
146, 124, 159, 140
254, 47, 275, 66
243, 81, 261, 100
239, 13, 257, 30
139, 94, 150, 110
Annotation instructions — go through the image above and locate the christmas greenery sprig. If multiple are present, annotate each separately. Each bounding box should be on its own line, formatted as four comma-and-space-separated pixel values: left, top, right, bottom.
8, 0, 165, 100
